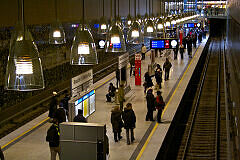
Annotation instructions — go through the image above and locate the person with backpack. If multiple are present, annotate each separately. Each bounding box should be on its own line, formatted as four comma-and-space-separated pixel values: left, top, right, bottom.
122, 103, 136, 145
146, 89, 155, 121
46, 118, 60, 160
155, 91, 165, 123
163, 58, 172, 81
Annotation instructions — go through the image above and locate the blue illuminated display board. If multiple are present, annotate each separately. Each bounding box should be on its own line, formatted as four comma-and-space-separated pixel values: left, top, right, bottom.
188, 23, 195, 28
150, 39, 178, 49
151, 40, 165, 49
94, 24, 99, 29
113, 43, 121, 48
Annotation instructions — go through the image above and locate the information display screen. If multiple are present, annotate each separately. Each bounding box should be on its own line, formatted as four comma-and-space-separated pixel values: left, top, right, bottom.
184, 23, 201, 28
113, 43, 121, 48
150, 39, 178, 49
74, 90, 95, 118
188, 23, 195, 28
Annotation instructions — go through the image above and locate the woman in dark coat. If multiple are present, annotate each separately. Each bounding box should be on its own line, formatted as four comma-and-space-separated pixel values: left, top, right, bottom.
122, 103, 136, 145
146, 89, 155, 121
111, 106, 123, 142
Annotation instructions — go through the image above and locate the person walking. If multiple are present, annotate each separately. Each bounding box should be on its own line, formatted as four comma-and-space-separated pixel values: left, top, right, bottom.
179, 44, 185, 59
106, 83, 116, 102
155, 91, 165, 123
0, 146, 4, 160
118, 84, 125, 111
48, 91, 58, 120
122, 103, 136, 145
155, 64, 162, 89
192, 33, 197, 48
46, 118, 60, 160
173, 43, 179, 60
146, 89, 155, 121
141, 44, 147, 60
73, 109, 87, 122
163, 58, 172, 81
111, 106, 123, 142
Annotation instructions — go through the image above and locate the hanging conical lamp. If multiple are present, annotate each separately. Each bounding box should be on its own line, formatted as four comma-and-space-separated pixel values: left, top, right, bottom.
70, 0, 98, 65
5, 0, 44, 91
143, 0, 156, 38
49, 0, 66, 44
127, 0, 143, 44
156, 17, 164, 33
105, 0, 126, 53
125, 0, 132, 28
98, 0, 108, 34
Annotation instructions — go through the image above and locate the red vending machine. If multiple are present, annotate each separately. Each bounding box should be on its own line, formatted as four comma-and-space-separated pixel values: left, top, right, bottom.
135, 54, 141, 86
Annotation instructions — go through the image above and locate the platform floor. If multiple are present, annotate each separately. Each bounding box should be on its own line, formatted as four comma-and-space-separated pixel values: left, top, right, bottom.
0, 38, 207, 160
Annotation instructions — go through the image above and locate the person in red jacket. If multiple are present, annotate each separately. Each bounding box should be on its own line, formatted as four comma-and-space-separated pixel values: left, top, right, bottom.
155, 91, 165, 123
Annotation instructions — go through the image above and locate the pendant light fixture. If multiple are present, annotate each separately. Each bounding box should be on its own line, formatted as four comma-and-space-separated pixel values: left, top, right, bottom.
98, 0, 108, 34
127, 0, 143, 44
143, 0, 156, 38
5, 0, 44, 91
125, 0, 132, 28
70, 0, 98, 65
49, 0, 66, 44
116, 0, 123, 29
105, 0, 126, 53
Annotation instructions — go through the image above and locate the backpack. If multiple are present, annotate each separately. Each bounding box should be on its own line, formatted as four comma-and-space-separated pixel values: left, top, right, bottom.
155, 96, 165, 110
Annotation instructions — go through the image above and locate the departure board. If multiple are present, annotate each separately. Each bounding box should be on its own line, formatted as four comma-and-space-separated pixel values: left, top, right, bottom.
150, 39, 178, 49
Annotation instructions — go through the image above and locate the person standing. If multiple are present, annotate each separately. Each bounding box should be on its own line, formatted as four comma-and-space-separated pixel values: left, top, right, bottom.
173, 43, 179, 60
192, 33, 197, 48
115, 69, 120, 88
179, 44, 185, 59
186, 34, 193, 58
55, 103, 67, 123
146, 89, 155, 121
73, 109, 87, 122
141, 44, 147, 60
0, 146, 4, 160
111, 106, 123, 142
48, 92, 58, 120
163, 58, 172, 81
155, 64, 162, 89
118, 84, 125, 111
155, 91, 165, 123
46, 118, 60, 160
122, 103, 136, 145
106, 83, 116, 102
61, 90, 70, 117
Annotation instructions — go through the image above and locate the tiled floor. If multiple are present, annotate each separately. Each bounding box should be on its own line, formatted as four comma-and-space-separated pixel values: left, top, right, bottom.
1, 40, 206, 160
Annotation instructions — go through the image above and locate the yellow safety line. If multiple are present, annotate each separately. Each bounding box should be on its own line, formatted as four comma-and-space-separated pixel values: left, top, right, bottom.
136, 46, 202, 160
2, 75, 115, 150
2, 117, 49, 149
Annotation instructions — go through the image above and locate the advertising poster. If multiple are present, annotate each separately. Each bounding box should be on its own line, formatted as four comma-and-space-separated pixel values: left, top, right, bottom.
89, 90, 95, 114
83, 94, 89, 118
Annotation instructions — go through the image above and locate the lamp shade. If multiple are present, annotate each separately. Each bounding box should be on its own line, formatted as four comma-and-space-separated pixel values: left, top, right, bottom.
105, 23, 126, 53
144, 19, 157, 38
98, 17, 108, 34
70, 25, 98, 65
5, 26, 45, 91
127, 21, 143, 44
165, 16, 171, 28
125, 14, 132, 28
49, 22, 66, 44
156, 18, 164, 32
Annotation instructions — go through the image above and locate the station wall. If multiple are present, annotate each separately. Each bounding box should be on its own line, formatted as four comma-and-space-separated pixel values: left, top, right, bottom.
0, 0, 162, 27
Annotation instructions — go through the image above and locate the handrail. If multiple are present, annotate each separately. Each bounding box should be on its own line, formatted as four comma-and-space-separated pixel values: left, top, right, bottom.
181, 40, 213, 160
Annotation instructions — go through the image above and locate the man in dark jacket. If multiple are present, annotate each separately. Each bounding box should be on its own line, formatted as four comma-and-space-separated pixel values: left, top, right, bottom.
163, 58, 172, 81
0, 146, 4, 160
106, 83, 116, 102
55, 103, 66, 123
186, 34, 193, 58
146, 89, 155, 121
122, 103, 136, 145
116, 69, 120, 88
61, 91, 70, 116
46, 118, 60, 160
48, 92, 58, 119
111, 106, 123, 142
155, 64, 162, 89
73, 109, 87, 122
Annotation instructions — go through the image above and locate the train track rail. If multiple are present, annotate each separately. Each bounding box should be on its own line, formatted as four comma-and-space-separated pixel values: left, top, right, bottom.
177, 38, 227, 160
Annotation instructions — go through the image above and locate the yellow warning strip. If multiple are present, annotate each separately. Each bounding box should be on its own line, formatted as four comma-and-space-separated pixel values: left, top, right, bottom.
2, 75, 115, 150
136, 46, 201, 160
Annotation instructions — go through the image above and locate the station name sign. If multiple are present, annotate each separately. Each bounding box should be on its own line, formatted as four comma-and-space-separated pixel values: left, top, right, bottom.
150, 38, 178, 49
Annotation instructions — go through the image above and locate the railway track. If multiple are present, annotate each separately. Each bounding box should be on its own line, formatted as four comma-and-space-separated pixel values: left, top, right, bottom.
177, 38, 227, 160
